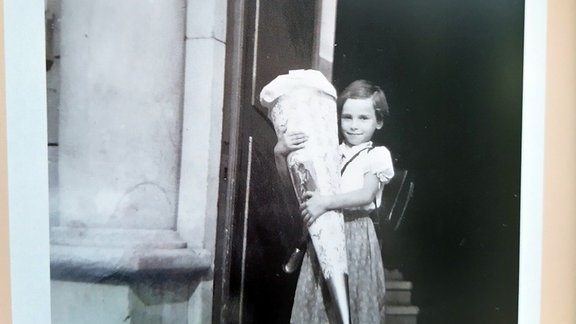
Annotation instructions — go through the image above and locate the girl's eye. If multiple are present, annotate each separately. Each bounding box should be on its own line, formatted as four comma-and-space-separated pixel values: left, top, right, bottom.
341, 115, 352, 120
359, 115, 369, 120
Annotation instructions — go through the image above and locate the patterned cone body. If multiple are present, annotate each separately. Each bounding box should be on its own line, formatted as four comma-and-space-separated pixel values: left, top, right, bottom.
260, 70, 350, 324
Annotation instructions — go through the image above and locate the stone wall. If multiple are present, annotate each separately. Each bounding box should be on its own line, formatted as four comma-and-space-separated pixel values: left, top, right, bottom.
57, 0, 186, 229
48, 0, 226, 323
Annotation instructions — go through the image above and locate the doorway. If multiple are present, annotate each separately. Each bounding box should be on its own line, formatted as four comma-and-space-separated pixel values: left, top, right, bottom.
213, 1, 322, 323
332, 1, 524, 323
214, 0, 524, 323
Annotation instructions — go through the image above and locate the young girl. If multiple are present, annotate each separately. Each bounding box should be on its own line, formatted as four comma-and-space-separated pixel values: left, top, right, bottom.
275, 80, 394, 323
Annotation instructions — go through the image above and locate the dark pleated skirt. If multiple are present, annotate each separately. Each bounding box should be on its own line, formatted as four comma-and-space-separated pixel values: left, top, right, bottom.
290, 215, 386, 324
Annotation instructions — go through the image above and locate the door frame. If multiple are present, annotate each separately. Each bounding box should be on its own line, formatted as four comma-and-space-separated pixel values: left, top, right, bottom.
212, 1, 337, 322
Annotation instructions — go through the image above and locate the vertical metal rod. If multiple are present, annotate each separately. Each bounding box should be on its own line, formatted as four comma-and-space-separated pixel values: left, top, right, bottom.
239, 136, 254, 324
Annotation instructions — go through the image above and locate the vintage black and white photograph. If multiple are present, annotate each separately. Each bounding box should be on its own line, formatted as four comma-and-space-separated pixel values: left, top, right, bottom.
43, 0, 527, 323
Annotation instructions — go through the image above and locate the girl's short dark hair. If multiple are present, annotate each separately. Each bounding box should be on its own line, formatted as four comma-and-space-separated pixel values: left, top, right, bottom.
336, 80, 389, 122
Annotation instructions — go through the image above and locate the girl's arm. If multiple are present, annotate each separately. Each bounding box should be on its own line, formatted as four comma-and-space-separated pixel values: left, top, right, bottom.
273, 126, 308, 188
300, 173, 380, 227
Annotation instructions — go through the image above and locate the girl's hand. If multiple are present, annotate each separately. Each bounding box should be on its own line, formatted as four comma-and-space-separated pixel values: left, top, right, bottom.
274, 126, 308, 157
300, 191, 330, 228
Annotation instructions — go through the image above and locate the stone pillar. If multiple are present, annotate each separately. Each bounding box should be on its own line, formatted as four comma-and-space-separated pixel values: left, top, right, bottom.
177, 1, 227, 322
177, 0, 226, 251
50, 1, 218, 323
57, 0, 185, 229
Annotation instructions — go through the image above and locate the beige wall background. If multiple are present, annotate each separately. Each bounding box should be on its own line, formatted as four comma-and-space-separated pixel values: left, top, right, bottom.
541, 0, 576, 323
0, 0, 575, 323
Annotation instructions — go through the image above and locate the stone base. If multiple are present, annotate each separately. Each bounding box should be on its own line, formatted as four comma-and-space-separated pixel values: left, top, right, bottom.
50, 227, 213, 324
51, 280, 194, 324
51, 281, 132, 324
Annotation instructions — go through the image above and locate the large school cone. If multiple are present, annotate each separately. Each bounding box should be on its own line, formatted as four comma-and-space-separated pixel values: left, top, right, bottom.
260, 69, 350, 324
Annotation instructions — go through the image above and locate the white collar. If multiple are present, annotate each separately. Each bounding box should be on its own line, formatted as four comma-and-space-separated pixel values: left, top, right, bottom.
339, 141, 373, 160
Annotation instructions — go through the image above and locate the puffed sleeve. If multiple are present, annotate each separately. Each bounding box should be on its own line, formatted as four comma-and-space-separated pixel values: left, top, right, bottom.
367, 146, 394, 184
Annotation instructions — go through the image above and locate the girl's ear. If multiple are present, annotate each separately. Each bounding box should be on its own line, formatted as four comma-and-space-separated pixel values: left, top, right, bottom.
376, 120, 384, 130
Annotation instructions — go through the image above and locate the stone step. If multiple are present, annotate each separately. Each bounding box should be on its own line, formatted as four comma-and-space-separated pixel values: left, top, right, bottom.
385, 305, 420, 324
385, 288, 412, 305
385, 268, 404, 281
385, 280, 413, 305
386, 280, 412, 290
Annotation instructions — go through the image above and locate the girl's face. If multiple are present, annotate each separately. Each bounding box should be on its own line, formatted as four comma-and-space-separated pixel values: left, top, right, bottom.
340, 98, 383, 146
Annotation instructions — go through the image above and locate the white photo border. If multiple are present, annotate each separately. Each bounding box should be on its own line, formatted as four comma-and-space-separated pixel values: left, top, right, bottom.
4, 0, 546, 323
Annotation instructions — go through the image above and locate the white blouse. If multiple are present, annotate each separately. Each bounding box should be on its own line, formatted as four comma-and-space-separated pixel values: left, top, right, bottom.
339, 141, 394, 211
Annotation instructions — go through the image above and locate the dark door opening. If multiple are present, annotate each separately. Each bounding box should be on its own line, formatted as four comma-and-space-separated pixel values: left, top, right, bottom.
332, 1, 524, 323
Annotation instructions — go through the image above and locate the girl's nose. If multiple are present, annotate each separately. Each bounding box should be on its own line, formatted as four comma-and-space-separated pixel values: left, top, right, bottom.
350, 119, 359, 129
